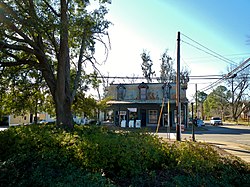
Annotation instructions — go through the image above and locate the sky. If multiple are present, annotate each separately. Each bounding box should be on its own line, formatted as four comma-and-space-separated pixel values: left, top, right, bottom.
94, 0, 250, 100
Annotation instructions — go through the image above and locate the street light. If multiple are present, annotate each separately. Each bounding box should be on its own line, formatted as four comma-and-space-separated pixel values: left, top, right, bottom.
191, 102, 195, 141
167, 83, 172, 138
167, 83, 172, 127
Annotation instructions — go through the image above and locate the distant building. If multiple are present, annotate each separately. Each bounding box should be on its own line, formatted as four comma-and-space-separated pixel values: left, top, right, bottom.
241, 102, 250, 121
9, 114, 32, 126
105, 82, 188, 128
2, 112, 55, 126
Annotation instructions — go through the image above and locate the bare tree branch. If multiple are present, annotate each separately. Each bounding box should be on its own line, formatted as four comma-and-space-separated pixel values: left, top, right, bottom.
44, 0, 60, 17
0, 41, 36, 55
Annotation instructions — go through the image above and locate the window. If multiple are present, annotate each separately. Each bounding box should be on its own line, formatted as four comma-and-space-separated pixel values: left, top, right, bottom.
162, 83, 172, 100
117, 84, 126, 100
140, 87, 147, 100
149, 110, 157, 124
138, 82, 148, 100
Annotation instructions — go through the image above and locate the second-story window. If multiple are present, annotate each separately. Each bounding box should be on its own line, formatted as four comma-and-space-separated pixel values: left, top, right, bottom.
138, 82, 148, 100
117, 84, 126, 100
140, 87, 147, 100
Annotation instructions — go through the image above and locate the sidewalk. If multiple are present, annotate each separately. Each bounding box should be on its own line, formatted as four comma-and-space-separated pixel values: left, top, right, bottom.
157, 132, 250, 164
201, 140, 250, 163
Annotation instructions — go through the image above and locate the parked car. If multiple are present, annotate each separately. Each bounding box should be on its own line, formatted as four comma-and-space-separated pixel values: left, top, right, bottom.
188, 118, 204, 127
210, 117, 222, 126
38, 120, 47, 124
197, 119, 205, 127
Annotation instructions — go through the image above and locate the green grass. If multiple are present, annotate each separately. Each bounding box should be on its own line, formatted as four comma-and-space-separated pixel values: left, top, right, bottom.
0, 124, 249, 186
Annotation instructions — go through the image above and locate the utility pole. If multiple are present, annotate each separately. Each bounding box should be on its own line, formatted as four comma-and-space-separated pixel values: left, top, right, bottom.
176, 31, 181, 141
231, 74, 237, 121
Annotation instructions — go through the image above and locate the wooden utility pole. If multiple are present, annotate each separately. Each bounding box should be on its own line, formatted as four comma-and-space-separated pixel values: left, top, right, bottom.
231, 74, 237, 121
176, 32, 181, 141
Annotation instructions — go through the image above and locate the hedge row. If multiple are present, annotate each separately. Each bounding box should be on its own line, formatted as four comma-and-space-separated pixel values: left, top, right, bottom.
0, 124, 249, 186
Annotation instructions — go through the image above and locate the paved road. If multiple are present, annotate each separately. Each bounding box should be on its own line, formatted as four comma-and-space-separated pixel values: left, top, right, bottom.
157, 124, 250, 144
183, 124, 250, 147
157, 124, 250, 163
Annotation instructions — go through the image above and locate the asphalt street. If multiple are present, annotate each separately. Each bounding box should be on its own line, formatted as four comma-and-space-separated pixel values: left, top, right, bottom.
157, 124, 250, 163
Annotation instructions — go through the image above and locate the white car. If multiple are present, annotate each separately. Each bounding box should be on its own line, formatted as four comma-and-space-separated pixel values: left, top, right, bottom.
210, 117, 222, 126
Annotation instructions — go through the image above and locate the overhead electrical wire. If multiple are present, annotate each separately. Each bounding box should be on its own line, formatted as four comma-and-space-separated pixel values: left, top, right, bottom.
95, 75, 223, 81
96, 32, 249, 94
199, 58, 250, 92
181, 33, 238, 66
181, 40, 237, 66
180, 33, 250, 92
185, 53, 250, 61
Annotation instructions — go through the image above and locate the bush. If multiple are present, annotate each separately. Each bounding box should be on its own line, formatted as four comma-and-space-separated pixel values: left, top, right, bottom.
0, 125, 114, 187
0, 124, 249, 186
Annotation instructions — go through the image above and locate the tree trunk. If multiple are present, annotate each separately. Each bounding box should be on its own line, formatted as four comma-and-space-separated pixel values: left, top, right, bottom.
55, 94, 73, 129
53, 0, 73, 129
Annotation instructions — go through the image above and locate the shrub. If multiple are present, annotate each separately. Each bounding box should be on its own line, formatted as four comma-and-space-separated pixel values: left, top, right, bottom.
70, 126, 167, 185
0, 124, 114, 186
0, 124, 249, 186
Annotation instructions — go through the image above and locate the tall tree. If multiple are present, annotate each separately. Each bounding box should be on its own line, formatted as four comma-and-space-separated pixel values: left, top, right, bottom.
159, 50, 175, 83
141, 50, 155, 83
196, 91, 207, 119
226, 60, 250, 121
0, 0, 111, 128
203, 86, 231, 119
0, 66, 46, 120
228, 73, 249, 121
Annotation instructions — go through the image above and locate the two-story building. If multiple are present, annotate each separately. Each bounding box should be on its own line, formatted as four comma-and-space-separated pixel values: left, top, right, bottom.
105, 82, 188, 128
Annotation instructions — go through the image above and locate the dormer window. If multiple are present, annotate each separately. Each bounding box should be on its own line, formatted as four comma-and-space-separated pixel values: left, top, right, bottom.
117, 84, 126, 100
138, 82, 148, 100
162, 83, 172, 100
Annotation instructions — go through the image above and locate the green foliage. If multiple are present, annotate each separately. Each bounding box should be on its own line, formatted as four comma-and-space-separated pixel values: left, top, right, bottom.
0, 0, 111, 128
0, 125, 249, 186
72, 92, 98, 117
0, 66, 46, 116
197, 91, 207, 103
204, 85, 231, 118
0, 125, 114, 186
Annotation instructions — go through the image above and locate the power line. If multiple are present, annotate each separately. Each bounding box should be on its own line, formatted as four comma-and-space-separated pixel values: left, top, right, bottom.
232, 60, 250, 75
95, 75, 224, 81
185, 53, 250, 61
199, 58, 250, 92
223, 58, 250, 79
96, 74, 250, 81
181, 40, 236, 66
181, 33, 237, 66
180, 33, 250, 93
